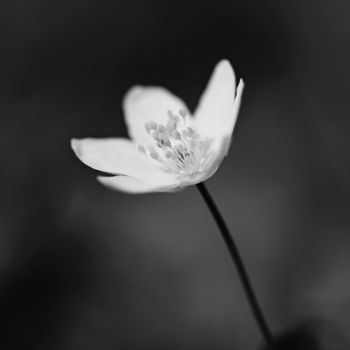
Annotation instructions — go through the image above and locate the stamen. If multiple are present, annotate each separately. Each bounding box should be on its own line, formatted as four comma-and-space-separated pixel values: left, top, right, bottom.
182, 130, 190, 137
145, 121, 157, 134
179, 109, 187, 118
174, 131, 181, 140
165, 151, 173, 159
141, 109, 213, 177
163, 140, 171, 148
150, 151, 159, 160
158, 125, 166, 133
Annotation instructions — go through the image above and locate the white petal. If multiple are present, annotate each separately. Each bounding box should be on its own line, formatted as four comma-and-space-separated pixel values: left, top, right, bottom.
123, 86, 189, 145
224, 78, 244, 155
71, 138, 178, 186
97, 175, 178, 194
181, 134, 232, 187
201, 135, 231, 181
194, 60, 241, 143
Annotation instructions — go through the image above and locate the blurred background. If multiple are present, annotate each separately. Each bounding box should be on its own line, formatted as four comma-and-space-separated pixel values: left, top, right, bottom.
1, 0, 350, 349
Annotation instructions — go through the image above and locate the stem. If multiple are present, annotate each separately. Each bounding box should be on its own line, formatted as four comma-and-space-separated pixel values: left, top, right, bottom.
197, 182, 274, 347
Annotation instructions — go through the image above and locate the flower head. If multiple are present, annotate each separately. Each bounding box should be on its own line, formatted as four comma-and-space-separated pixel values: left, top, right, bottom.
71, 60, 244, 193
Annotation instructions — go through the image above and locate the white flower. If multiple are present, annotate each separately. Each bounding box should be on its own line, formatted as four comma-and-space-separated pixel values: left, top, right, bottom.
71, 60, 244, 193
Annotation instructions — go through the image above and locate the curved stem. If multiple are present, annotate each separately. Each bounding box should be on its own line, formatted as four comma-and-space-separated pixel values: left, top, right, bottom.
197, 182, 274, 347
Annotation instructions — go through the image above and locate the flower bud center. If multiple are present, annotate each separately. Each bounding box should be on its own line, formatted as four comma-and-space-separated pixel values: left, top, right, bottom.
138, 109, 213, 176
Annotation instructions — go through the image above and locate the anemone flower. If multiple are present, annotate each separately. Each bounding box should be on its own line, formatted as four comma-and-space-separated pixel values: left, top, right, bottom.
71, 59, 244, 193
70, 62, 275, 346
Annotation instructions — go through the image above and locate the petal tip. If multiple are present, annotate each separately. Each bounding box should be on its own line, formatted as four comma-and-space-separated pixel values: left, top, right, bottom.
96, 175, 108, 184
123, 85, 145, 107
97, 175, 120, 190
97, 175, 119, 191
235, 79, 245, 99
215, 59, 234, 76
217, 58, 232, 67
70, 138, 80, 156
238, 78, 245, 89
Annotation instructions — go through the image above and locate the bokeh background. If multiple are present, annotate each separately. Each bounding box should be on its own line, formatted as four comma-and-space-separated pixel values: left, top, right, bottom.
1, 0, 350, 349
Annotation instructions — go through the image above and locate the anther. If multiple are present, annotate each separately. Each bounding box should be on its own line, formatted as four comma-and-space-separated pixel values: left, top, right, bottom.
138, 145, 146, 153
174, 131, 181, 140
165, 151, 173, 159
176, 145, 186, 157
145, 121, 157, 133
179, 109, 187, 118
163, 140, 171, 148
157, 125, 166, 133
150, 151, 159, 160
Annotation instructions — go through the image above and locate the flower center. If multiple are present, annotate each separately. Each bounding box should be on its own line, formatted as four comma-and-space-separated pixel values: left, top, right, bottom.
138, 109, 213, 177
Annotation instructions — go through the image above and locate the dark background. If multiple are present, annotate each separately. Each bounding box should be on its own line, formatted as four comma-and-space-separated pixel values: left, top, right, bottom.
1, 0, 350, 349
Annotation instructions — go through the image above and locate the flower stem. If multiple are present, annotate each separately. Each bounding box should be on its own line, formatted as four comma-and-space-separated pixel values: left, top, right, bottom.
196, 182, 274, 347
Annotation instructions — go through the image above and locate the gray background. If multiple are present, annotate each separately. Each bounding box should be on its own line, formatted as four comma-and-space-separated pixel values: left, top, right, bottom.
0, 0, 349, 349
